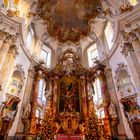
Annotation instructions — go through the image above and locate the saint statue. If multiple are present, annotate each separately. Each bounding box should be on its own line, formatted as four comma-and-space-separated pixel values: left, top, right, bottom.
22, 103, 31, 132
108, 102, 117, 118
108, 102, 118, 139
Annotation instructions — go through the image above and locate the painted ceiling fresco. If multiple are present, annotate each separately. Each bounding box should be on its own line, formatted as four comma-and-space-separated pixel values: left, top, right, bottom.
36, 0, 101, 43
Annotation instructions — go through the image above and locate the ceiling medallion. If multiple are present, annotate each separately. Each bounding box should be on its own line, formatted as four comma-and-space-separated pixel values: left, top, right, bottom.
36, 0, 101, 43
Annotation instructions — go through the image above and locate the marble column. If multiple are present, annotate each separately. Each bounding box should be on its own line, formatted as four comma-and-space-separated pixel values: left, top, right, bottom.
22, 67, 34, 107
121, 42, 140, 105
104, 66, 126, 138
0, 34, 16, 71
45, 78, 53, 116
98, 71, 111, 137
129, 32, 140, 64
0, 30, 8, 50
53, 76, 59, 116
30, 71, 41, 134
80, 75, 88, 119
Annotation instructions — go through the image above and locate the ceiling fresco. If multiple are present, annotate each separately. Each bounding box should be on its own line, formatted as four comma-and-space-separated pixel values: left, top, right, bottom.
36, 0, 101, 43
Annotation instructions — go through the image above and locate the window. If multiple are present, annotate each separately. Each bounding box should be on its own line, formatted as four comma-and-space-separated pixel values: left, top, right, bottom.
38, 79, 45, 99
36, 108, 43, 119
93, 78, 102, 105
36, 109, 40, 118
41, 50, 48, 65
105, 22, 114, 50
38, 79, 46, 104
129, 0, 138, 6
93, 78, 105, 118
87, 44, 99, 67
40, 45, 51, 68
99, 109, 105, 119
26, 27, 34, 49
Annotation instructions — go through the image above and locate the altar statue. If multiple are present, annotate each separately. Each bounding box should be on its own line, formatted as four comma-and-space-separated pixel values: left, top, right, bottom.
22, 102, 31, 132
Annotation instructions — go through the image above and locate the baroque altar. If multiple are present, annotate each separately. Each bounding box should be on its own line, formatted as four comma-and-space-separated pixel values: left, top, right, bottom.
31, 49, 111, 140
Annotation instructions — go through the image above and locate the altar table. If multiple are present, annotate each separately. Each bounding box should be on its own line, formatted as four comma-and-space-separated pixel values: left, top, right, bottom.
57, 134, 82, 140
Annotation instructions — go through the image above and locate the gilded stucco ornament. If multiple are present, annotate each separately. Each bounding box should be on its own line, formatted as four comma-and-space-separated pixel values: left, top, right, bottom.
7, 9, 20, 17
120, 3, 133, 14
4, 34, 16, 46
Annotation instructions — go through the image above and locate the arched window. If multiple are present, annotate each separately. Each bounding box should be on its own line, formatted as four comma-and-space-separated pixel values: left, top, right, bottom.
129, 0, 138, 6
26, 27, 34, 49
8, 70, 23, 97
40, 45, 51, 68
87, 44, 99, 67
105, 22, 114, 50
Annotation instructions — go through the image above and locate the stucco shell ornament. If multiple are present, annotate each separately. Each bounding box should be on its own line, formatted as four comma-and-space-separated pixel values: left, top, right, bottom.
36, 0, 101, 43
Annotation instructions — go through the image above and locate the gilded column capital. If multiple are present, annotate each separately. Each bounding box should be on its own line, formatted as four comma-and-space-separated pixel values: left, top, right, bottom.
0, 30, 8, 40
4, 34, 16, 46
121, 42, 134, 57
9, 45, 18, 57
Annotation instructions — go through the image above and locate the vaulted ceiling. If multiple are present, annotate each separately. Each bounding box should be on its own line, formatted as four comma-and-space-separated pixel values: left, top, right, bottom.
6, 0, 135, 49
